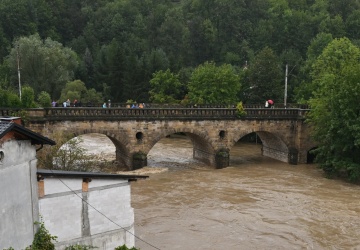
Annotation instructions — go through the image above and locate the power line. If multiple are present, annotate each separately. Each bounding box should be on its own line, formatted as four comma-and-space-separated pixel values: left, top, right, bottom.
48, 170, 161, 250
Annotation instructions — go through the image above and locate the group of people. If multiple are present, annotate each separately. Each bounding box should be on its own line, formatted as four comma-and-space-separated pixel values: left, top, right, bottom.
128, 103, 145, 108
102, 100, 111, 108
59, 99, 82, 107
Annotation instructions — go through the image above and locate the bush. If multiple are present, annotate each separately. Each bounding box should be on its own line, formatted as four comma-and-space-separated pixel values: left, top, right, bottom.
37, 91, 52, 107
236, 101, 246, 117
21, 86, 36, 108
0, 88, 21, 107
65, 245, 97, 250
10, 110, 29, 126
114, 245, 139, 250
30, 220, 57, 250
37, 132, 97, 172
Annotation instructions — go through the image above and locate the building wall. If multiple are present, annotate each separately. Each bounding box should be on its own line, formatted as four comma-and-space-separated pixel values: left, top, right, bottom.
0, 140, 39, 250
39, 178, 135, 249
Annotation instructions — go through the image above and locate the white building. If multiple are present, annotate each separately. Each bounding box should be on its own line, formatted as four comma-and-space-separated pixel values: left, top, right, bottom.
37, 169, 147, 249
0, 117, 55, 249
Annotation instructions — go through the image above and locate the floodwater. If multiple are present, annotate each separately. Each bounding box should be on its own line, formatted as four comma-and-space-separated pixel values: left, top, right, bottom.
78, 134, 360, 250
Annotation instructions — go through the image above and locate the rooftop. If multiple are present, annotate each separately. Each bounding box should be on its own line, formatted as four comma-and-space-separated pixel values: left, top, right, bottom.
0, 117, 56, 145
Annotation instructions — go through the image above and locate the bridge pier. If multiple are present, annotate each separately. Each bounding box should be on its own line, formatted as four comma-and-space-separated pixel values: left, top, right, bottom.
192, 148, 229, 169
115, 149, 132, 170
132, 152, 147, 170
288, 147, 298, 165
215, 149, 230, 169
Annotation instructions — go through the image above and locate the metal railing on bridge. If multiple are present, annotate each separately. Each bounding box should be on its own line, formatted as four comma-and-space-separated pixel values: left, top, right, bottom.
0, 107, 309, 121
80, 103, 309, 109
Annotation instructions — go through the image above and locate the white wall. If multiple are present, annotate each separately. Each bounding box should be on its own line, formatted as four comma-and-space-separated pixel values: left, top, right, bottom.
39, 178, 135, 249
39, 178, 83, 241
0, 140, 39, 250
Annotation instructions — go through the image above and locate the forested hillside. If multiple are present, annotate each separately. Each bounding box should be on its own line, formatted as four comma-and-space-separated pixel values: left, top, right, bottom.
1, 0, 360, 104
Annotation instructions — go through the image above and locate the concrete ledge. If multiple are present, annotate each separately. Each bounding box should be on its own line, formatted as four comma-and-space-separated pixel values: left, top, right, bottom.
54, 226, 135, 250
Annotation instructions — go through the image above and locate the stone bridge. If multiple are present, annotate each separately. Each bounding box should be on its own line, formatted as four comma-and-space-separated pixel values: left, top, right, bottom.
1, 107, 316, 170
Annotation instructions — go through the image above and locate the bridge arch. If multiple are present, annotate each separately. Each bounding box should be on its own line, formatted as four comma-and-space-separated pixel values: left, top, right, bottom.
50, 128, 133, 169
140, 127, 218, 167
231, 130, 291, 163
306, 147, 317, 163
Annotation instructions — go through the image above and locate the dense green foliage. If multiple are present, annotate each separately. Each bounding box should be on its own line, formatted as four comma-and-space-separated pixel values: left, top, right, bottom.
37, 91, 52, 108
245, 47, 283, 103
0, 88, 21, 108
2, 0, 360, 180
188, 61, 240, 104
149, 69, 183, 103
1, 0, 360, 104
307, 38, 360, 181
6, 34, 78, 99
21, 86, 36, 108
59, 80, 103, 106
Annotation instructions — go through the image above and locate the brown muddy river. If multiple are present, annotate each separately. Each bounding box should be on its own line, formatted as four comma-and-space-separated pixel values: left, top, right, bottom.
78, 134, 360, 250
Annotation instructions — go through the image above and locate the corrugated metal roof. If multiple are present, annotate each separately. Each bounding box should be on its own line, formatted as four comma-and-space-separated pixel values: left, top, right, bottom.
37, 168, 149, 180
0, 121, 12, 135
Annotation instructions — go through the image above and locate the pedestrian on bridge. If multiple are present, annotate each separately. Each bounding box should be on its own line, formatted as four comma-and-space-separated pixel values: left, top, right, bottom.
268, 99, 274, 108
66, 99, 71, 107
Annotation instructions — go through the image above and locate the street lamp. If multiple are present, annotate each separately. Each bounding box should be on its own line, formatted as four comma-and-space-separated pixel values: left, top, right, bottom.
16, 44, 22, 101
284, 64, 288, 108
284, 64, 296, 108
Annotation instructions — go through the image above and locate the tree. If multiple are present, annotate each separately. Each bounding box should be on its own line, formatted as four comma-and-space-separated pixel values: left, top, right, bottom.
59, 80, 87, 102
21, 86, 36, 108
0, 88, 21, 107
93, 40, 127, 102
37, 132, 97, 172
319, 15, 346, 38
345, 10, 360, 39
59, 80, 103, 106
187, 61, 241, 105
307, 37, 360, 181
6, 34, 78, 99
295, 33, 333, 103
158, 7, 191, 70
247, 47, 283, 104
149, 69, 182, 103
82, 88, 103, 106
37, 91, 52, 107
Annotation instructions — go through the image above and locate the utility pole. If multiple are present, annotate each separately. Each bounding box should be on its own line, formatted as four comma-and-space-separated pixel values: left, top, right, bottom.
16, 44, 22, 101
284, 63, 288, 108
